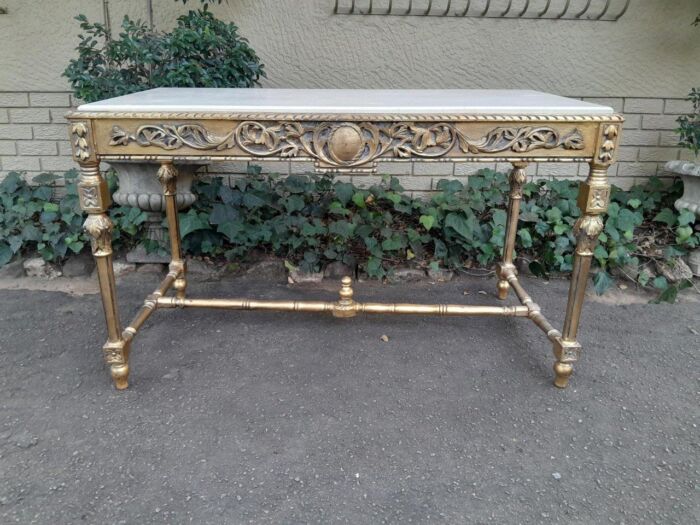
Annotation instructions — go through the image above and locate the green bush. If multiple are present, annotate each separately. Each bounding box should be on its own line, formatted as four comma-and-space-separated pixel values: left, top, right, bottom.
63, 7, 265, 103
676, 87, 700, 157
1, 169, 697, 301
0, 170, 147, 267
178, 167, 698, 298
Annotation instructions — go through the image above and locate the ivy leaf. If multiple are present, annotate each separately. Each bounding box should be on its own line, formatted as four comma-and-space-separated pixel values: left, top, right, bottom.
593, 271, 614, 295
419, 215, 435, 231
381, 235, 404, 251
242, 192, 266, 208
209, 203, 239, 225
366, 256, 384, 278
328, 201, 350, 216
653, 208, 676, 226
33, 186, 54, 201
444, 213, 473, 240
677, 209, 696, 227
492, 209, 507, 227
0, 242, 12, 267
593, 244, 608, 264
652, 276, 668, 290
352, 192, 366, 208
517, 229, 532, 248
334, 182, 354, 205
178, 210, 210, 238
553, 224, 568, 235
535, 221, 550, 235
329, 220, 355, 238
285, 195, 305, 213
545, 208, 562, 223
676, 225, 693, 243
627, 198, 642, 209
616, 209, 641, 232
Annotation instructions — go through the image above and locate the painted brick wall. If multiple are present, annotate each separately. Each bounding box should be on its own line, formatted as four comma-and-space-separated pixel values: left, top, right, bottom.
0, 92, 693, 195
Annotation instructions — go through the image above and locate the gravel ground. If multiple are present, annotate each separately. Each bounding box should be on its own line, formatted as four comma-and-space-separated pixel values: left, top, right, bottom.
0, 272, 698, 524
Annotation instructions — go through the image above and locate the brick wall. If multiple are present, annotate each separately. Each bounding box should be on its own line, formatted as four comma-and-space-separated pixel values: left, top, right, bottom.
0, 92, 693, 195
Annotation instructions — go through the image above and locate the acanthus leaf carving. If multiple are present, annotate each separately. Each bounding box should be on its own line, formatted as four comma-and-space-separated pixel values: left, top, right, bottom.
71, 122, 92, 161
109, 121, 585, 168
110, 123, 235, 150
598, 124, 619, 163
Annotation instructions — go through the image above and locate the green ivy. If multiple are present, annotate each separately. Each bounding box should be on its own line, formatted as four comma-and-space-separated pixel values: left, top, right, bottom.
0, 170, 147, 267
175, 168, 698, 299
1, 168, 697, 303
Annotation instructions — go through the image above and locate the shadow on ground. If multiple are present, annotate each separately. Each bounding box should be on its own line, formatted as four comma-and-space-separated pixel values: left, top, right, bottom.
0, 273, 697, 523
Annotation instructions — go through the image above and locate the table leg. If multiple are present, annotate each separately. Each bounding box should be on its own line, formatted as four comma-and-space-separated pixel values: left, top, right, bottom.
496, 162, 527, 299
78, 162, 129, 389
553, 162, 610, 388
157, 162, 186, 297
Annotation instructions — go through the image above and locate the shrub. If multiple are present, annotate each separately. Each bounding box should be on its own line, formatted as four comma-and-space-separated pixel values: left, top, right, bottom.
676, 88, 700, 157
178, 168, 699, 298
1, 169, 696, 302
63, 6, 265, 103
0, 171, 147, 267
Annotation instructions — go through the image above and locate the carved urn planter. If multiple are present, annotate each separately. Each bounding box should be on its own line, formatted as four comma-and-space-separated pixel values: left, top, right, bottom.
666, 159, 700, 275
110, 161, 202, 263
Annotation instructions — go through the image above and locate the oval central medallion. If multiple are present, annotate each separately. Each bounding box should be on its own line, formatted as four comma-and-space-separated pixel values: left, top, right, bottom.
328, 124, 364, 163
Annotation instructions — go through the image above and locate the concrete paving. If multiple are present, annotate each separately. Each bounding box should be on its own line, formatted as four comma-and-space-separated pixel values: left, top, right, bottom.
0, 272, 698, 524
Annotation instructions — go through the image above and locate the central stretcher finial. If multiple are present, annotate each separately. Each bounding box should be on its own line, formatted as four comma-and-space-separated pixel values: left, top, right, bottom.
333, 276, 357, 318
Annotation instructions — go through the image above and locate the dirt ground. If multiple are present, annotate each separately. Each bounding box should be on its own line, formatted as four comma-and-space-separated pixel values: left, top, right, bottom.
0, 271, 698, 524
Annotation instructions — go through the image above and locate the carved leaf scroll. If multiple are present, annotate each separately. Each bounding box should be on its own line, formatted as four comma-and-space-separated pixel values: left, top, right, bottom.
109, 121, 585, 167
110, 124, 235, 150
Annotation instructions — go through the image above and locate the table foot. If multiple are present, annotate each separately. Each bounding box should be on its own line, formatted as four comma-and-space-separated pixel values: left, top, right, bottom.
496, 280, 510, 300
495, 262, 514, 300
552, 338, 580, 389
553, 361, 573, 389
110, 363, 130, 390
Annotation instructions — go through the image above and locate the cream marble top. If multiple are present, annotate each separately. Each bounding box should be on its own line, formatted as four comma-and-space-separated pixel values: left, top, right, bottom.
77, 88, 615, 116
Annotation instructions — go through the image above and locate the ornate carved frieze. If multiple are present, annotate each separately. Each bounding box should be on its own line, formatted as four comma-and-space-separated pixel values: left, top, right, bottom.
109, 121, 585, 168
111, 123, 235, 151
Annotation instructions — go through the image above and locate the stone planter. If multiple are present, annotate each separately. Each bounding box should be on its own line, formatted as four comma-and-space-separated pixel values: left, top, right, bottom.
109, 161, 203, 263
665, 159, 700, 276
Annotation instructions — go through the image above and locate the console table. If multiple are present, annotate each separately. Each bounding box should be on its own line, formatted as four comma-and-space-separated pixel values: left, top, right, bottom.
67, 88, 621, 390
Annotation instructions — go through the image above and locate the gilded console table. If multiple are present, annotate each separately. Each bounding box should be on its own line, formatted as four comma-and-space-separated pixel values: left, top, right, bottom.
67, 88, 621, 390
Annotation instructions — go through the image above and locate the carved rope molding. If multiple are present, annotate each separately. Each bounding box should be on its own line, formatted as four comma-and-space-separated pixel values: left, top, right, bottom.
109, 122, 585, 168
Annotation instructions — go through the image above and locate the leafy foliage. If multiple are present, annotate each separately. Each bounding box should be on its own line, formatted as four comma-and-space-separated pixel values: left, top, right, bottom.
63, 7, 265, 103
175, 168, 699, 299
0, 171, 147, 267
676, 87, 700, 156
1, 169, 696, 302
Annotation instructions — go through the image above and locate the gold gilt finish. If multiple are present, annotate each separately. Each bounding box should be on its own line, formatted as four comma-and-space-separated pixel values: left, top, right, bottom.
68, 108, 621, 390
